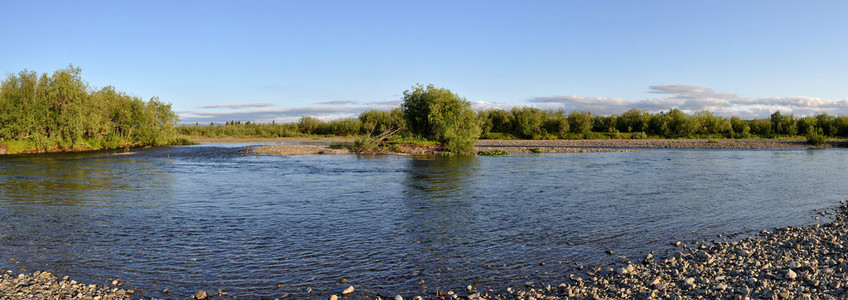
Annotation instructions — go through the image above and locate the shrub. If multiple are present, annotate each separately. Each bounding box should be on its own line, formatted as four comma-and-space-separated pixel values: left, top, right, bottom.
477, 149, 509, 156
630, 132, 648, 139
529, 147, 542, 153
401, 84, 481, 154
807, 130, 827, 146
328, 118, 362, 136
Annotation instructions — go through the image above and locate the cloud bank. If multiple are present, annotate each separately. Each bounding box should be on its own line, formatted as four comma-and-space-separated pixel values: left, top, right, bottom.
179, 85, 848, 124
200, 103, 275, 109
529, 85, 848, 119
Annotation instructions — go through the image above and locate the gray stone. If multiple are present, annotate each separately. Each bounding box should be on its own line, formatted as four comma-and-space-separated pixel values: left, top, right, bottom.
786, 269, 798, 280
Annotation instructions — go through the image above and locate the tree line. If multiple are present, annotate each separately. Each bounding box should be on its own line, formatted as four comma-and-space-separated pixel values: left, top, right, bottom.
478, 108, 848, 139
0, 66, 182, 153
179, 94, 848, 142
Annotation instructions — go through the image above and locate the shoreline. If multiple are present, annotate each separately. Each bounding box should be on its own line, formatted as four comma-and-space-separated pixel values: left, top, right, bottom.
237, 137, 841, 156
0, 270, 134, 299
5, 202, 846, 299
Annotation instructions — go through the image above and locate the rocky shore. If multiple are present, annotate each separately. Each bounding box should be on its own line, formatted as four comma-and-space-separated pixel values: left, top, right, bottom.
474, 146, 632, 154
5, 202, 848, 299
0, 270, 134, 299
239, 137, 841, 156
474, 138, 837, 150
399, 202, 848, 300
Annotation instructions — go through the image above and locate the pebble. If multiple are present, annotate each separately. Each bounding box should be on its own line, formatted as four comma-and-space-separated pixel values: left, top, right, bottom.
0, 271, 132, 299
786, 269, 798, 280
342, 285, 355, 296
14, 201, 848, 300
463, 201, 848, 300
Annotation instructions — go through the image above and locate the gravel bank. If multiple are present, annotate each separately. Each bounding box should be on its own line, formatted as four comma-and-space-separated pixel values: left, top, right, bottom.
8, 203, 848, 300
0, 270, 134, 299
190, 137, 355, 143
253, 144, 353, 156
448, 202, 848, 300
225, 138, 842, 156
475, 146, 631, 154
475, 138, 833, 149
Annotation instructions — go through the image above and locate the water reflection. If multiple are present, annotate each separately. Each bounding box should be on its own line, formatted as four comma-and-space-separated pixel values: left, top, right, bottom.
0, 151, 175, 286
400, 156, 489, 293
2, 148, 848, 298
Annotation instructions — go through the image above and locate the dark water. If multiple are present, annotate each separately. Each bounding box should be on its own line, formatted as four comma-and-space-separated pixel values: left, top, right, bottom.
1, 144, 847, 298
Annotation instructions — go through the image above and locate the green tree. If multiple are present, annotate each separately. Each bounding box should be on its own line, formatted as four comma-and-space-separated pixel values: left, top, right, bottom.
666, 108, 697, 137
511, 107, 544, 138
617, 109, 650, 133
729, 116, 750, 138
770, 111, 797, 136
0, 66, 181, 152
567, 111, 593, 134
693, 111, 731, 135
298, 116, 323, 134
401, 84, 480, 154
544, 110, 569, 136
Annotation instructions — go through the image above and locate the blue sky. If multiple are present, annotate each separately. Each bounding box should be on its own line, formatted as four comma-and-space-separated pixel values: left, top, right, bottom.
2, 1, 848, 123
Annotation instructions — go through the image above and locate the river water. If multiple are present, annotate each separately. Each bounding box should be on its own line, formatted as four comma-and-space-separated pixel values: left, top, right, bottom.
0, 144, 846, 298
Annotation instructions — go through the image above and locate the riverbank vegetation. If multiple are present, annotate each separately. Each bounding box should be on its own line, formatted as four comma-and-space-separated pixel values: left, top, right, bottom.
179, 93, 848, 149
0, 67, 186, 154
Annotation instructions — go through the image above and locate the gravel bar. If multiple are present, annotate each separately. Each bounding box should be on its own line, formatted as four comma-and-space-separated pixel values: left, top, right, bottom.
0, 270, 134, 299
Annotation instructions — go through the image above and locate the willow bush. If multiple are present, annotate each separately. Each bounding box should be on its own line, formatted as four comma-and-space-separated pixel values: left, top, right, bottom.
0, 66, 180, 152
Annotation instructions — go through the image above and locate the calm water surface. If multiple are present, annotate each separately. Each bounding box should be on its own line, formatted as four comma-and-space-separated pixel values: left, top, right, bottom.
1, 144, 847, 298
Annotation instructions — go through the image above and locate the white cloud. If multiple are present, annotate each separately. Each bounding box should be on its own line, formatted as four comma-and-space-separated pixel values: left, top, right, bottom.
527, 85, 848, 119
315, 100, 360, 105
528, 95, 631, 115
180, 99, 404, 124
200, 103, 275, 109
179, 106, 367, 124
470, 100, 516, 111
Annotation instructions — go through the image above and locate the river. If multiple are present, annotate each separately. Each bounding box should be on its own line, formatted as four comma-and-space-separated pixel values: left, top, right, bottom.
0, 144, 846, 298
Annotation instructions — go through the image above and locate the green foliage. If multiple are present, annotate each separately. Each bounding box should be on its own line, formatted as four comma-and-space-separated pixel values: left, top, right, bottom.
298, 116, 326, 135
544, 110, 569, 136
329, 142, 354, 149
477, 149, 509, 156
352, 127, 399, 154
694, 111, 731, 135
0, 66, 180, 153
479, 132, 518, 140
384, 136, 439, 149
630, 131, 648, 139
178, 121, 301, 138
770, 111, 797, 136
567, 111, 593, 134
592, 114, 617, 133
401, 84, 481, 154
511, 107, 545, 138
617, 109, 650, 133
807, 129, 827, 146
528, 147, 542, 153
328, 117, 362, 136
729, 116, 751, 138
359, 108, 406, 136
